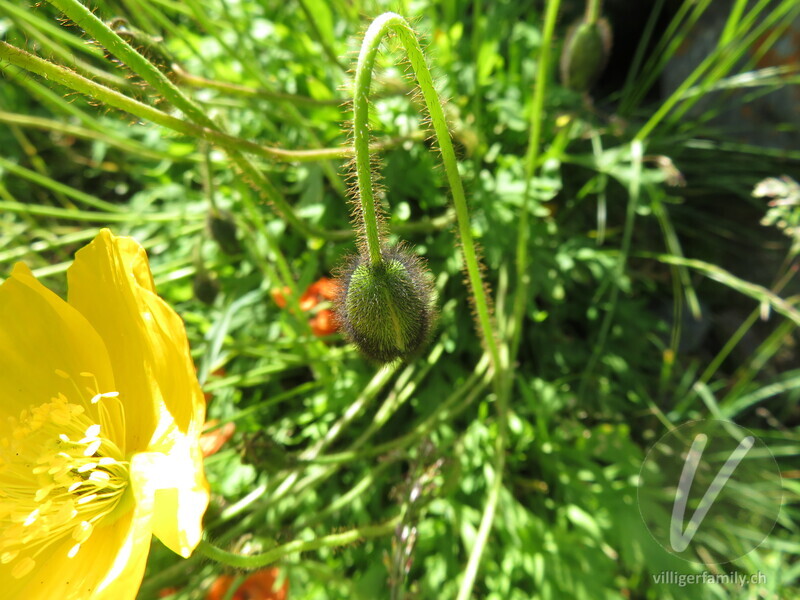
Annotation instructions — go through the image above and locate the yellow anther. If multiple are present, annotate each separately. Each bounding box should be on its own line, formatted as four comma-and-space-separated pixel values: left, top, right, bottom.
89, 471, 110, 483
1, 385, 129, 579
67, 542, 81, 558
11, 556, 35, 579
71, 521, 93, 543
23, 509, 39, 527
83, 440, 102, 457
76, 494, 97, 505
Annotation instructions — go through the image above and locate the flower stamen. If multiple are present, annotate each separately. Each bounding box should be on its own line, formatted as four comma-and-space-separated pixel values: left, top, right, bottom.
0, 377, 130, 578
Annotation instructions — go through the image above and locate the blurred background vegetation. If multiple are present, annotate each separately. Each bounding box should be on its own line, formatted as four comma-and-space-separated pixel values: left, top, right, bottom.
1, 0, 799, 598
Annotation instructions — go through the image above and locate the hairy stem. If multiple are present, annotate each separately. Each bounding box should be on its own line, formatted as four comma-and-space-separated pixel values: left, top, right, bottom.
352, 13, 501, 370
42, 0, 334, 241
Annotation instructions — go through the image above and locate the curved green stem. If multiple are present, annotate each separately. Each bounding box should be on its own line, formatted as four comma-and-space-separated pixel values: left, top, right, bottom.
352, 13, 501, 370
197, 516, 400, 570
352, 19, 388, 265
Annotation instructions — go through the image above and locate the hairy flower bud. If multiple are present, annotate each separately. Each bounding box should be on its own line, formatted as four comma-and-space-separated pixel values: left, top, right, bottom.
334, 246, 435, 363
560, 17, 612, 93
208, 211, 241, 256
193, 270, 219, 305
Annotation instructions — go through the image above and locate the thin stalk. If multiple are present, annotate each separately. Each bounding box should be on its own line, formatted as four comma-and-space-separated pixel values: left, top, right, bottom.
635, 0, 799, 140
351, 13, 501, 370
7, 12, 132, 91
45, 0, 214, 127
636, 252, 800, 327
465, 5, 558, 597
0, 44, 357, 163
585, 0, 601, 24
42, 0, 327, 240
352, 21, 387, 265
8, 125, 71, 209
0, 0, 105, 60
698, 262, 798, 388
304, 354, 490, 465
0, 156, 124, 213
620, 0, 664, 103
172, 65, 343, 106
197, 516, 400, 570
0, 63, 161, 156
0, 111, 183, 162
0, 200, 202, 223
510, 0, 560, 372
578, 140, 644, 402
664, 0, 799, 132
621, 0, 712, 115
297, 0, 347, 72
719, 0, 751, 47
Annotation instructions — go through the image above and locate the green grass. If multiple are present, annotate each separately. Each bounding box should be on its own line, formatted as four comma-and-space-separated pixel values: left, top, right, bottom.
1, 0, 799, 598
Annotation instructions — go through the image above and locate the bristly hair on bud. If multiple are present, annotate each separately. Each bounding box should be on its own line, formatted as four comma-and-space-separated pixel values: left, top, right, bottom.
334, 244, 436, 364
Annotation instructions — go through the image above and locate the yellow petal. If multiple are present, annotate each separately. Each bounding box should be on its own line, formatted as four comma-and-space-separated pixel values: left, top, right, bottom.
0, 498, 152, 600
93, 490, 155, 600
67, 230, 205, 452
0, 262, 115, 418
130, 433, 209, 558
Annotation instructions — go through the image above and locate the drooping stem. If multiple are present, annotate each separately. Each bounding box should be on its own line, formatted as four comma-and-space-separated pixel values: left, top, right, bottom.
352, 20, 386, 265
352, 12, 501, 370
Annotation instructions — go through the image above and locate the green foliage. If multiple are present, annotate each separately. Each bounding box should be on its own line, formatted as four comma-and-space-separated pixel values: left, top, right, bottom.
1, 0, 799, 599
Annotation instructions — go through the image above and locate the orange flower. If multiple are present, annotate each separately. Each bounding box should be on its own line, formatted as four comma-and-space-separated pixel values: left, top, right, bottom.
270, 287, 291, 309
271, 278, 339, 337
308, 277, 339, 301
272, 278, 339, 312
298, 288, 319, 311
207, 568, 288, 600
199, 420, 236, 458
309, 308, 337, 337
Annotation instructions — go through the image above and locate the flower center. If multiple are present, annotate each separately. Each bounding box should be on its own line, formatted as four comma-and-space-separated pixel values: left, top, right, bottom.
0, 375, 130, 579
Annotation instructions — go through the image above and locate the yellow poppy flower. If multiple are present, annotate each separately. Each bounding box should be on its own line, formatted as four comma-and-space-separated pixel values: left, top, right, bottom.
0, 229, 209, 599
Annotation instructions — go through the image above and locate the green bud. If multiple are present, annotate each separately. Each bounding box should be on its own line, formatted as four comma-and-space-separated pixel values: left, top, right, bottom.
208, 210, 242, 255
193, 270, 219, 305
560, 17, 612, 93
335, 246, 435, 363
